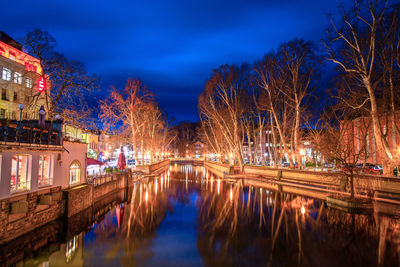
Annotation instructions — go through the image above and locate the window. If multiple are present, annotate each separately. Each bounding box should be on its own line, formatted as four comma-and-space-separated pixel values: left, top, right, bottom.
11, 155, 30, 192
0, 109, 5, 119
26, 78, 32, 88
0, 47, 4, 56
13, 92, 17, 102
14, 72, 22, 84
1, 89, 8, 101
2, 68, 11, 81
9, 52, 16, 61
38, 155, 53, 187
69, 161, 81, 185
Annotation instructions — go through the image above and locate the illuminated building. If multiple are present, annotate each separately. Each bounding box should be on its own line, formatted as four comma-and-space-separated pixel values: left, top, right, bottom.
0, 31, 47, 119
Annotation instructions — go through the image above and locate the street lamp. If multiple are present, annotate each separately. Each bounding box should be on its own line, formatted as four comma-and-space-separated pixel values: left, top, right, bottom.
18, 104, 24, 121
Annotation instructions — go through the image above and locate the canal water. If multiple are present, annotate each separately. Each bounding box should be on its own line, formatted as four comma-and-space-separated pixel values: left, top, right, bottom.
6, 164, 400, 266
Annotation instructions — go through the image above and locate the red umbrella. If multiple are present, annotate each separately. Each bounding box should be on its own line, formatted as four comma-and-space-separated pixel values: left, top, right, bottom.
118, 147, 126, 170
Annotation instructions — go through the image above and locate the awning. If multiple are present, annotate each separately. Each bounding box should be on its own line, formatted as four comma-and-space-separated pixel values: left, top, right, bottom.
87, 158, 105, 166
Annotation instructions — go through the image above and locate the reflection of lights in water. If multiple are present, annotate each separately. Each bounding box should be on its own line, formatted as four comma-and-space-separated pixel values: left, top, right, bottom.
301, 206, 306, 215
145, 190, 148, 202
155, 179, 158, 195
217, 179, 220, 195
161, 177, 164, 191
230, 186, 233, 201
66, 235, 79, 263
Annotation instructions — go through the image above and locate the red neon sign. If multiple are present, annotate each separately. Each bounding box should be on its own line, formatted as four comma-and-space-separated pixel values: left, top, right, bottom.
38, 77, 46, 92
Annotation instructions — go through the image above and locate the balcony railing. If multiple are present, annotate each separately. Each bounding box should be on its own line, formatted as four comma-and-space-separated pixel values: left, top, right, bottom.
0, 120, 63, 146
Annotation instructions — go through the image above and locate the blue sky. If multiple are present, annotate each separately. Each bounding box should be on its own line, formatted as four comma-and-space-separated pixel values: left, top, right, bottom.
0, 0, 351, 122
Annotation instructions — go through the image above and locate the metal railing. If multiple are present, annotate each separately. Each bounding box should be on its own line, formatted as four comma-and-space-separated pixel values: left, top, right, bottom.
0, 120, 62, 146
87, 174, 115, 187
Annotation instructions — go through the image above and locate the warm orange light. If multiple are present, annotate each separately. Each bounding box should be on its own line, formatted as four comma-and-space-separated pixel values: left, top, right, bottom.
0, 41, 42, 74
301, 206, 306, 215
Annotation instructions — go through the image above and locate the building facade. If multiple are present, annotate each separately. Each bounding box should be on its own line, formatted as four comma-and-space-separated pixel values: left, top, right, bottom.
341, 111, 400, 166
0, 31, 46, 119
0, 120, 87, 200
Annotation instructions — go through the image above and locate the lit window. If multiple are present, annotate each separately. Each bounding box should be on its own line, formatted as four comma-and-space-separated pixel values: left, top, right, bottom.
0, 109, 5, 119
14, 72, 22, 84
69, 161, 81, 185
2, 68, 11, 81
26, 78, 32, 88
9, 52, 16, 61
0, 47, 4, 56
38, 155, 53, 187
11, 155, 30, 192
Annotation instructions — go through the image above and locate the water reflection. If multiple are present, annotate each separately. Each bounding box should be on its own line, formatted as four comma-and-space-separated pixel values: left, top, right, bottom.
7, 164, 400, 266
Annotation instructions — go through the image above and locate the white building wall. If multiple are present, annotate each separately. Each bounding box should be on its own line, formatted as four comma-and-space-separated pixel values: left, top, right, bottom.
61, 141, 87, 188
0, 140, 87, 200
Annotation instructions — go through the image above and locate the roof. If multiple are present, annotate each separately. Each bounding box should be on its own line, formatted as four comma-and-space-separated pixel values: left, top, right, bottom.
87, 158, 105, 166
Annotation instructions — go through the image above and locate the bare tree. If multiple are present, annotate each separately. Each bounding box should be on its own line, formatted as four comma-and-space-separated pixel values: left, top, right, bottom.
199, 64, 250, 170
325, 0, 400, 175
22, 29, 99, 126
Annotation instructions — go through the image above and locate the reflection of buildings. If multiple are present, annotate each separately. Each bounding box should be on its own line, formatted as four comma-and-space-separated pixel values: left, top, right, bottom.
48, 233, 84, 266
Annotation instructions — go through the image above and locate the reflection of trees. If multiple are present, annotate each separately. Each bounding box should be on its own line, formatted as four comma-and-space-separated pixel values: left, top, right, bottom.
196, 179, 400, 266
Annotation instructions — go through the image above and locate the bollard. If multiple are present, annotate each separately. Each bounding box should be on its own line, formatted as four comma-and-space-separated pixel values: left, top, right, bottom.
277, 170, 282, 180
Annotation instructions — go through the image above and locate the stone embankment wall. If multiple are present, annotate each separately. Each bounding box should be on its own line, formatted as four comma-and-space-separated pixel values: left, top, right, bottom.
205, 161, 400, 196
204, 161, 235, 178
0, 186, 65, 244
0, 162, 163, 245
135, 159, 170, 174
66, 171, 131, 217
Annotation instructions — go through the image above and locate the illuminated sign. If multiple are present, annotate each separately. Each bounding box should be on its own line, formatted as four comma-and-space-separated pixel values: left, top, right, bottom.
25, 62, 38, 73
38, 77, 46, 92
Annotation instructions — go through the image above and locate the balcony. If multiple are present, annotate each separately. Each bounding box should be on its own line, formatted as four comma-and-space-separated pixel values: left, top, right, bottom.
0, 119, 63, 146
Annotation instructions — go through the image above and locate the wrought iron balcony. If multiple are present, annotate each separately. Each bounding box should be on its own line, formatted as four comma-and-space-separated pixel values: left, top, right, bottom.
0, 119, 63, 146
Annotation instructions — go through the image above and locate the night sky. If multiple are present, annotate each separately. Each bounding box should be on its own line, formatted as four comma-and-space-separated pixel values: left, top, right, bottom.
1, 0, 351, 123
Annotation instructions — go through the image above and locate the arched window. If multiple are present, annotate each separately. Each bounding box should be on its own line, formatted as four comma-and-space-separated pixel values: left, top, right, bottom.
69, 161, 81, 185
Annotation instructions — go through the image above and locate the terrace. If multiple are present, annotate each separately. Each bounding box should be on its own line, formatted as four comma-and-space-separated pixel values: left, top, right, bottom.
0, 119, 63, 147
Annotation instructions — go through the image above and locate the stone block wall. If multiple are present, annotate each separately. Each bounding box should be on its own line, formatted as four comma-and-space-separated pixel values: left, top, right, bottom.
93, 180, 117, 200
64, 185, 93, 217
204, 161, 233, 178
0, 186, 65, 244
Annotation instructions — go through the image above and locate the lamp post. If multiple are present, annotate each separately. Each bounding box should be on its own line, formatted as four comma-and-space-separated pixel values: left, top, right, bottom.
18, 104, 24, 121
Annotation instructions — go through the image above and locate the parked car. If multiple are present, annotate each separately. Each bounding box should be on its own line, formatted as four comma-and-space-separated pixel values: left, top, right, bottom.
323, 163, 334, 168
342, 163, 382, 175
361, 163, 382, 175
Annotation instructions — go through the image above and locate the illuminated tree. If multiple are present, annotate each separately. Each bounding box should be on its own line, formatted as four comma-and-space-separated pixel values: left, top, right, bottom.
325, 0, 400, 175
22, 29, 99, 126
